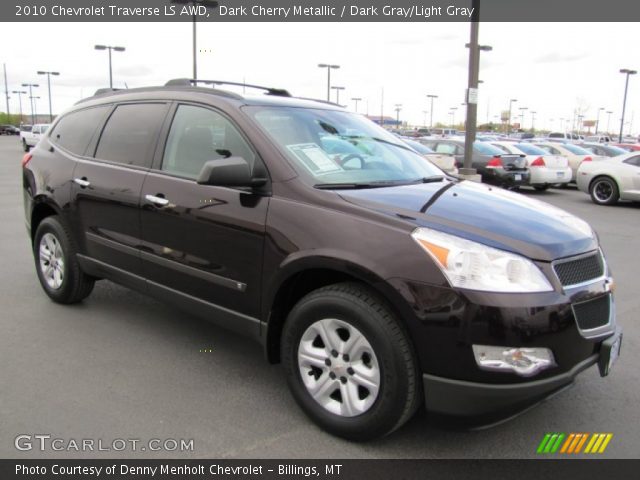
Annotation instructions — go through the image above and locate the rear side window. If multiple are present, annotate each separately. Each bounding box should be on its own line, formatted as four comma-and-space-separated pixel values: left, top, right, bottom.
549, 133, 564, 138
50, 106, 109, 156
623, 155, 640, 166
95, 103, 167, 167
161, 104, 256, 179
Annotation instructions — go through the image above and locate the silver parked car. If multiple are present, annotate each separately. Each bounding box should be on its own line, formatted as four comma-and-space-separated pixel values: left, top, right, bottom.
576, 152, 640, 205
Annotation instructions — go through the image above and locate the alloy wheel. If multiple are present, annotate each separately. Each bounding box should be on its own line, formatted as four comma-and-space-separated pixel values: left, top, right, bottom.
297, 318, 380, 417
39, 233, 65, 290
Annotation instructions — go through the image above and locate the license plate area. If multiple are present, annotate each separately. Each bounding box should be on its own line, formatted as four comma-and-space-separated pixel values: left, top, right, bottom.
598, 328, 622, 377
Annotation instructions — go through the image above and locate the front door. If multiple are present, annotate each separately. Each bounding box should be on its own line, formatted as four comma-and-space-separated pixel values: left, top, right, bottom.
139, 104, 269, 321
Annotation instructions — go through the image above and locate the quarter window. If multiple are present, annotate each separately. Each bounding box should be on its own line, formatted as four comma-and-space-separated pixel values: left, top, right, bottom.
50, 106, 110, 155
161, 105, 255, 179
94, 103, 167, 167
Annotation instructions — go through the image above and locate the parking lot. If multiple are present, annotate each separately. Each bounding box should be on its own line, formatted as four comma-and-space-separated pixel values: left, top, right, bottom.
0, 134, 638, 459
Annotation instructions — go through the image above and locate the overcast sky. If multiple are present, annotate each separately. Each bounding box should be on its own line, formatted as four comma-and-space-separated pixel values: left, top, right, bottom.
2, 21, 638, 133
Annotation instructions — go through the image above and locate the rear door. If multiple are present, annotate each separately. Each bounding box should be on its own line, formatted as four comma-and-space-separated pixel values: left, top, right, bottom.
139, 103, 269, 321
70, 102, 170, 276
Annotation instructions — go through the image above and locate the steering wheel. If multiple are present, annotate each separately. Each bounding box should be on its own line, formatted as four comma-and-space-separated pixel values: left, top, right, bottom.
337, 153, 365, 169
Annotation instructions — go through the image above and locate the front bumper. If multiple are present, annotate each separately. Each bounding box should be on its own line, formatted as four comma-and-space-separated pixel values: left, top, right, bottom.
422, 326, 622, 424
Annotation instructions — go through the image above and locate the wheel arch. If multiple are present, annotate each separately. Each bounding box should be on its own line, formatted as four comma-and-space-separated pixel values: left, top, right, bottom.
30, 198, 63, 243
262, 256, 415, 365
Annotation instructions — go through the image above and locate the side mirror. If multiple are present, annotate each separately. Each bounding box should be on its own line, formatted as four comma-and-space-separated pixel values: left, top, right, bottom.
196, 157, 267, 188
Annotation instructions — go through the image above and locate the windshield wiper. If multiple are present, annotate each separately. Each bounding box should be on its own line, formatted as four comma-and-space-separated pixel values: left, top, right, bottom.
314, 180, 414, 190
419, 175, 445, 183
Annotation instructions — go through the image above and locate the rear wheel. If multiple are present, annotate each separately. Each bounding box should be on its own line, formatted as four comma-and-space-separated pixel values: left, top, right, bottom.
33, 216, 95, 304
22, 139, 30, 152
533, 185, 550, 191
281, 282, 421, 441
589, 176, 619, 205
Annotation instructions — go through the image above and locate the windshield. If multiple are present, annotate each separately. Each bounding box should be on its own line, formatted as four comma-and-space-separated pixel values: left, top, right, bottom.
605, 145, 627, 155
249, 107, 443, 186
561, 144, 591, 155
515, 143, 547, 155
403, 139, 435, 154
474, 141, 504, 155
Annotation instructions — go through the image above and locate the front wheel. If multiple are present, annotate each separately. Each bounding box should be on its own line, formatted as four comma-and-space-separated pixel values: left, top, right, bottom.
590, 177, 619, 205
281, 282, 421, 441
22, 139, 30, 152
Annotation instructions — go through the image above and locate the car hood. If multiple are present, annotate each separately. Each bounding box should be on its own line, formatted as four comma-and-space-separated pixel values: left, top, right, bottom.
338, 180, 597, 261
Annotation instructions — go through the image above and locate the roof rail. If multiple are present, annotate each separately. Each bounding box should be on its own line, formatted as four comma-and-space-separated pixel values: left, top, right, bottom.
296, 97, 343, 108
93, 88, 121, 96
165, 78, 291, 97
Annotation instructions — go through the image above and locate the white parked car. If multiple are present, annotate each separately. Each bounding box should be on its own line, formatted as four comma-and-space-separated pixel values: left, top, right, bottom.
534, 142, 603, 182
489, 141, 571, 190
405, 138, 459, 175
584, 135, 613, 143
21, 123, 50, 152
576, 152, 640, 205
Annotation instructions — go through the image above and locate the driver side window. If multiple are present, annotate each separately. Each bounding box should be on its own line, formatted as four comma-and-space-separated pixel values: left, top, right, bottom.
162, 104, 255, 179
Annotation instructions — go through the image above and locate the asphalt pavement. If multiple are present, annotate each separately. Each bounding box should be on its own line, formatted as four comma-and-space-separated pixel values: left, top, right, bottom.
1, 136, 638, 458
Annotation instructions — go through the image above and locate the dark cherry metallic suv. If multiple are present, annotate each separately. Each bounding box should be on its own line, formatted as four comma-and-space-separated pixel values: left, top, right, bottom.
22, 79, 622, 440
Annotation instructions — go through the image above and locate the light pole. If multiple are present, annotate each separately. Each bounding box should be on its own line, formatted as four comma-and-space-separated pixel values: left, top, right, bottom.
595, 107, 605, 134
32, 96, 41, 122
606, 110, 613, 134
577, 115, 584, 135
394, 104, 402, 127
331, 86, 345, 105
94, 45, 126, 88
171, 0, 219, 80
449, 107, 458, 127
519, 107, 528, 131
12, 90, 26, 124
22, 83, 39, 125
462, 8, 492, 176
422, 110, 428, 127
37, 70, 60, 122
530, 111, 536, 131
318, 63, 340, 102
351, 97, 362, 113
426, 94, 438, 128
507, 98, 517, 134
618, 68, 637, 142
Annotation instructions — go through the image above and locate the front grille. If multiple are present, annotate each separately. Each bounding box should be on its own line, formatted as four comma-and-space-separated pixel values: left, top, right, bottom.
572, 295, 611, 331
553, 252, 604, 286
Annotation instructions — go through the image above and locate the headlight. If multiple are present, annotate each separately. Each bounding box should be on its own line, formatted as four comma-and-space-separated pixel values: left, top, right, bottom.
411, 227, 553, 293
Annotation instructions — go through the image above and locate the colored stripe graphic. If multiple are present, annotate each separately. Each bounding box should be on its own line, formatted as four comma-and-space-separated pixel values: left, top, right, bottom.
537, 433, 565, 454
539, 433, 614, 454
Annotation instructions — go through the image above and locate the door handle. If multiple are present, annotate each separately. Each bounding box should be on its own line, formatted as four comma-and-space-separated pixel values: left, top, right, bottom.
145, 194, 169, 207
73, 178, 90, 188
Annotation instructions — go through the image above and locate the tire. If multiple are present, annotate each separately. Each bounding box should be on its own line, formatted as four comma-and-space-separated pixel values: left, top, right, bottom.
22, 139, 30, 152
589, 176, 619, 205
281, 282, 421, 441
533, 185, 549, 191
33, 216, 95, 304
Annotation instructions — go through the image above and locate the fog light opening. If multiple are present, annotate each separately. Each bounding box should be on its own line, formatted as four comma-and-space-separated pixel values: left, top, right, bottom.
472, 345, 556, 377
